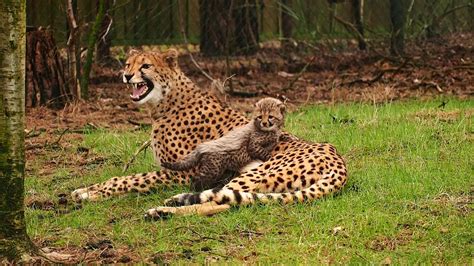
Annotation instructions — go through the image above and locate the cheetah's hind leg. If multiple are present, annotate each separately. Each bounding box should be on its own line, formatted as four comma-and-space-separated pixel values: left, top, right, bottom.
144, 202, 231, 220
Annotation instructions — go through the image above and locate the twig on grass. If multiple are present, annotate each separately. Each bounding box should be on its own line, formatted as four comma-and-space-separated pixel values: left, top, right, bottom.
175, 226, 225, 243
26, 128, 70, 150
127, 119, 152, 129
51, 128, 70, 146
122, 139, 151, 173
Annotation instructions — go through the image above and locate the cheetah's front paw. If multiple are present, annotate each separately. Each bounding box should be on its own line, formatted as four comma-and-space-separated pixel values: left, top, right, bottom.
71, 188, 91, 202
71, 187, 102, 202
144, 207, 176, 221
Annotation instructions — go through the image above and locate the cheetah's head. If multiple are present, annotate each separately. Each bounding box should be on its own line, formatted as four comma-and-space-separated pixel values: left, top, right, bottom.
122, 49, 179, 105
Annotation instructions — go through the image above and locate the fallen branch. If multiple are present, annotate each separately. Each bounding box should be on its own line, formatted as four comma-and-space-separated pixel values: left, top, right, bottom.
282, 56, 317, 92
411, 80, 443, 92
122, 139, 151, 172
341, 58, 410, 87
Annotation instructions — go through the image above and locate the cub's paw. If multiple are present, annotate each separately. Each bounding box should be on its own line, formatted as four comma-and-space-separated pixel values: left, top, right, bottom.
163, 193, 189, 206
144, 207, 175, 221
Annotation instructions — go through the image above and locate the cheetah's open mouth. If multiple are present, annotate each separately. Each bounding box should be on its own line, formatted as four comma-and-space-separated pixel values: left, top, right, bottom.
130, 79, 154, 101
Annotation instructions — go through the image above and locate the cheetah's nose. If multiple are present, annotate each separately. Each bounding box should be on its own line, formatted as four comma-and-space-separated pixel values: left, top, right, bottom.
124, 74, 133, 82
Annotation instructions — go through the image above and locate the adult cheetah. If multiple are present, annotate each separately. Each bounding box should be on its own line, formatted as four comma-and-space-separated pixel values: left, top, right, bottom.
71, 49, 348, 218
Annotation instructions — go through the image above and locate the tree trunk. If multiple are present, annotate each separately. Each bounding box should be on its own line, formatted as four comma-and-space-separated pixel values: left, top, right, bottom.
389, 0, 407, 56
352, 0, 366, 50
66, 0, 81, 99
281, 0, 293, 48
80, 0, 106, 100
0, 0, 36, 262
26, 28, 70, 108
199, 0, 259, 56
328, 1, 336, 33
425, 0, 440, 39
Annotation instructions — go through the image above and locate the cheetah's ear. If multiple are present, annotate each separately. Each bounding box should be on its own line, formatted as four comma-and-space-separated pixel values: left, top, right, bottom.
164, 49, 179, 69
128, 49, 140, 56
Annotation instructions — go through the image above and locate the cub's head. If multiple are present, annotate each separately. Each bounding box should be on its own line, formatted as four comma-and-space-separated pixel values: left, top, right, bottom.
253, 97, 286, 132
123, 49, 179, 104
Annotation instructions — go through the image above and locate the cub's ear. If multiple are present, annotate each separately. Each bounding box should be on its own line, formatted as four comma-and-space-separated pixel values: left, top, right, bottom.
164, 49, 179, 69
255, 100, 261, 108
279, 102, 286, 114
128, 49, 140, 56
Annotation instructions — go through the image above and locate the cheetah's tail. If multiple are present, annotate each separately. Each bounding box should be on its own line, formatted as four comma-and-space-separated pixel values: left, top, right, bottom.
161, 150, 202, 171
166, 175, 347, 207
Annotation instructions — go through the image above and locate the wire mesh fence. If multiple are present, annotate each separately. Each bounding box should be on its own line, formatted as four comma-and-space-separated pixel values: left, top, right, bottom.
27, 0, 473, 54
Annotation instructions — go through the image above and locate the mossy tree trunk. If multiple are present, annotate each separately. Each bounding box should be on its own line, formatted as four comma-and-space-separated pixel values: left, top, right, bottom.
79, 0, 106, 100
0, 0, 36, 262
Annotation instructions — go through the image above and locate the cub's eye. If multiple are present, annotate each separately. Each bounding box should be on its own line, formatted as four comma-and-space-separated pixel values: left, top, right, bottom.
256, 116, 262, 120
142, 64, 152, 69
125, 63, 130, 67
268, 115, 275, 120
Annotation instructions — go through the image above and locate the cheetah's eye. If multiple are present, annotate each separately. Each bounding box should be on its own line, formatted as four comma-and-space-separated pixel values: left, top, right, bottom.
125, 63, 130, 68
256, 116, 262, 120
142, 64, 152, 69
268, 115, 275, 120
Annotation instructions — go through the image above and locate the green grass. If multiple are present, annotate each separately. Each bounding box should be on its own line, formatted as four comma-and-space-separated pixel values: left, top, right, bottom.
25, 98, 473, 263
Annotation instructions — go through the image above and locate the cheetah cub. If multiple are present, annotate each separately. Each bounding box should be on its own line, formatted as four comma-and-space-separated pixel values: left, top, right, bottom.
161, 97, 286, 190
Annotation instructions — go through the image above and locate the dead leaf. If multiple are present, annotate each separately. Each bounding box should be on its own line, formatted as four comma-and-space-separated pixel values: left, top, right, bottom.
278, 71, 294, 78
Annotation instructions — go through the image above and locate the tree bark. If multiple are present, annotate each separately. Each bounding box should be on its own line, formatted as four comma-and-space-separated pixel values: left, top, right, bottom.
0, 0, 36, 262
389, 0, 407, 56
199, 0, 259, 56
